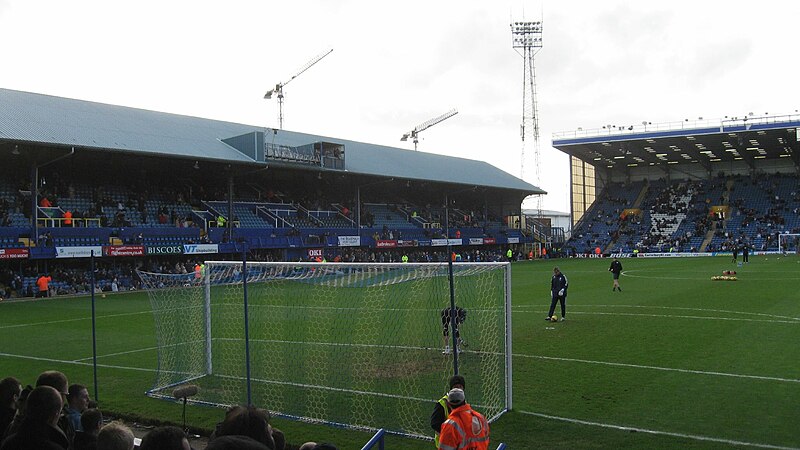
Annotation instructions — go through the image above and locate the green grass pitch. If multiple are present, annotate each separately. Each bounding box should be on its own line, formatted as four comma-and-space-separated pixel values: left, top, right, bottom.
1, 255, 799, 449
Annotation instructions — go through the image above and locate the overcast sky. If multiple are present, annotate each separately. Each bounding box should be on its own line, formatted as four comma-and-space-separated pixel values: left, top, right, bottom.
2, 0, 799, 213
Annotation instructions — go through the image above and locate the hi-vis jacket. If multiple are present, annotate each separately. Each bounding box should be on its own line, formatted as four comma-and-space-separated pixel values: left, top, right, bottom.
438, 403, 490, 450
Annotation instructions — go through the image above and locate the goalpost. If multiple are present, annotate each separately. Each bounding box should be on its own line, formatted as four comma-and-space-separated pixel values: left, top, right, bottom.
137, 261, 512, 439
778, 234, 800, 254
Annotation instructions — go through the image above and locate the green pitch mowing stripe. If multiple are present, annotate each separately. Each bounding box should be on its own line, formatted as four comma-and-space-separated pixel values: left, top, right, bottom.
519, 410, 800, 450
2, 256, 799, 449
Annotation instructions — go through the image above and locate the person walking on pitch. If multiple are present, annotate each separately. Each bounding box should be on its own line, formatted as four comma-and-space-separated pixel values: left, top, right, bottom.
609, 257, 623, 291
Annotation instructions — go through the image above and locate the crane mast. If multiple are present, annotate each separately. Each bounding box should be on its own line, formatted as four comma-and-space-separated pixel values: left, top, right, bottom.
264, 48, 333, 129
400, 109, 459, 151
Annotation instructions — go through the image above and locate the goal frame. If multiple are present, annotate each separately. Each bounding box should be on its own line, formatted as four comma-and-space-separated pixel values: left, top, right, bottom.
143, 260, 513, 439
778, 233, 800, 254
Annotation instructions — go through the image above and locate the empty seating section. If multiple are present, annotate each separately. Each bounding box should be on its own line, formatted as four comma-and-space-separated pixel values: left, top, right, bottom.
206, 201, 273, 228
0, 178, 29, 227
312, 210, 353, 228
365, 204, 412, 229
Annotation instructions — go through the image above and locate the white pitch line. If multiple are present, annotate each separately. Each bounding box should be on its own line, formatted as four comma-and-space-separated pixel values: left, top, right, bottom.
514, 304, 800, 321
570, 311, 800, 324
518, 410, 800, 450
0, 310, 151, 330
580, 305, 800, 321
72, 340, 210, 362
621, 269, 800, 282
73, 346, 159, 362
513, 308, 799, 324
515, 353, 800, 384
0, 351, 156, 373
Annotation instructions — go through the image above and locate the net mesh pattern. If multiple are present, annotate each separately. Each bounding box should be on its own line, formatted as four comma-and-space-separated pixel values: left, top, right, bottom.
138, 262, 510, 439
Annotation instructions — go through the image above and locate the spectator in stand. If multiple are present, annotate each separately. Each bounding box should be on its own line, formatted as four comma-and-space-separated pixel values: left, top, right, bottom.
36, 274, 52, 299
33, 371, 74, 445
138, 426, 189, 450
73, 408, 101, 450
206, 436, 271, 450
0, 377, 22, 440
0, 386, 68, 450
211, 405, 284, 450
298, 443, 338, 450
96, 421, 134, 450
65, 384, 90, 432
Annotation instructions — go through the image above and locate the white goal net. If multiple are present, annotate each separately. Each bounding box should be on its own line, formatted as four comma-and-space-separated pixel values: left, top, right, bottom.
137, 261, 511, 439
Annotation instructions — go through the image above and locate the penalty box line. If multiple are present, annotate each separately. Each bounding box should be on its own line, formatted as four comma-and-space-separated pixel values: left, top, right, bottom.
513, 307, 800, 324
518, 410, 800, 450
0, 351, 156, 373
514, 353, 800, 384
515, 304, 800, 322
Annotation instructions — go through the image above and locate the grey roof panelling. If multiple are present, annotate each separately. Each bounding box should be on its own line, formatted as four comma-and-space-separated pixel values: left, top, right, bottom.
270, 130, 544, 193
0, 88, 255, 163
0, 88, 544, 194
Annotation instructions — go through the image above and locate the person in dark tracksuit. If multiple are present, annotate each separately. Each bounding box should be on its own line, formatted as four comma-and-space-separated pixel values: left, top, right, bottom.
609, 257, 623, 291
742, 244, 749, 263
547, 267, 568, 322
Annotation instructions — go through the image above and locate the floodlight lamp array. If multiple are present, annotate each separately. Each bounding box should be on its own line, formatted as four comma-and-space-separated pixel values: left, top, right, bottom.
512, 21, 542, 33
511, 21, 543, 48
513, 36, 543, 46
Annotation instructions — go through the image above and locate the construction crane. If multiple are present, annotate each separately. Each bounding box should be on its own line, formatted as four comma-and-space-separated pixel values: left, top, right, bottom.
264, 48, 333, 129
400, 109, 458, 151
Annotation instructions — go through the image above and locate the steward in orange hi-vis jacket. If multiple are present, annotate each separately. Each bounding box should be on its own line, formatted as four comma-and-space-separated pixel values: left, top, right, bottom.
438, 388, 489, 450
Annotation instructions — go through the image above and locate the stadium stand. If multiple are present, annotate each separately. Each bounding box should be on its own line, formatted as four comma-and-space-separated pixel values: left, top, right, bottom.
555, 112, 800, 256
0, 88, 543, 298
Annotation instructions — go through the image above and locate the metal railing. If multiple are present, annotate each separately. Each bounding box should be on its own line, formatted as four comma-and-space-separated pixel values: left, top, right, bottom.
552, 112, 800, 141
360, 429, 385, 450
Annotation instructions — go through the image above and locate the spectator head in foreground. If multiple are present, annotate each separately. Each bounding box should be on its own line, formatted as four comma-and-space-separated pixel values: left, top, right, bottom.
206, 435, 271, 450
96, 421, 135, 450
23, 385, 63, 427
67, 384, 90, 414
35, 371, 69, 398
139, 425, 190, 450
80, 408, 103, 435
214, 405, 279, 449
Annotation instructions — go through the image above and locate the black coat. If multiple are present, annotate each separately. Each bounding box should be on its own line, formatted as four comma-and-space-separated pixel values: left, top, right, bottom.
0, 422, 69, 450
551, 273, 568, 298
